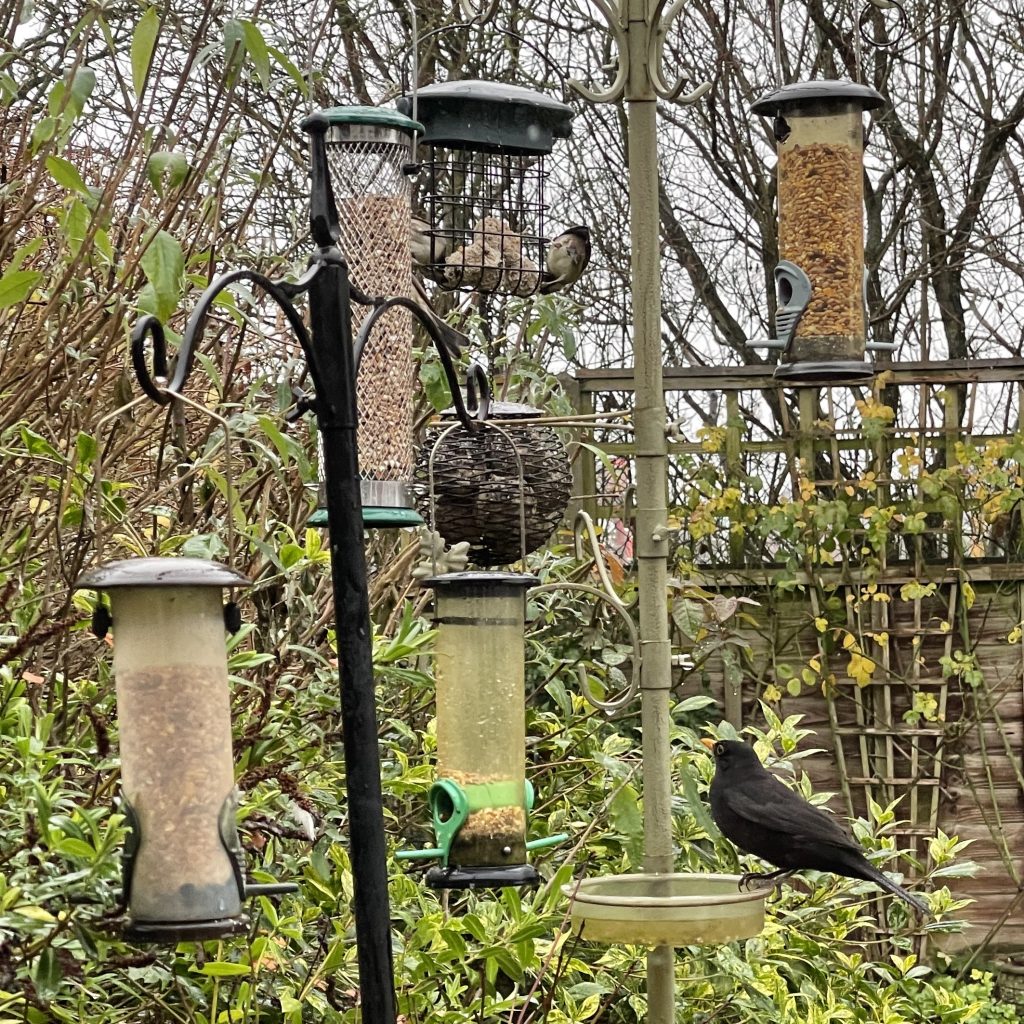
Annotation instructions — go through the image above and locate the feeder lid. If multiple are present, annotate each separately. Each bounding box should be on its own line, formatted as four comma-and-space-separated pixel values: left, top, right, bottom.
751, 80, 885, 115
75, 557, 250, 589
423, 570, 537, 591
397, 80, 573, 155
319, 104, 424, 135
440, 401, 542, 421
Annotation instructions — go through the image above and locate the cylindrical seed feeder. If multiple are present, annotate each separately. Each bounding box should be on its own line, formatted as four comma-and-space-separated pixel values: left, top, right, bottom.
751, 81, 884, 383
313, 105, 425, 527
397, 571, 564, 888
414, 402, 572, 567
396, 81, 574, 296
75, 557, 249, 942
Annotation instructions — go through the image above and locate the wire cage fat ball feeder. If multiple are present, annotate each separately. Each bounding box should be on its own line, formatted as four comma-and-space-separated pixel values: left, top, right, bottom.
397, 80, 574, 296
751, 80, 884, 383
415, 399, 573, 567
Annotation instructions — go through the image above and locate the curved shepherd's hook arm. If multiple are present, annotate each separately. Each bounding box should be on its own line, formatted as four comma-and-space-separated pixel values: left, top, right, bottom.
353, 295, 490, 432
131, 264, 321, 405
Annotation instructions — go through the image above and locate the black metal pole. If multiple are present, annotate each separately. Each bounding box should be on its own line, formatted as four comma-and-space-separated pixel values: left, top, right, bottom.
303, 114, 396, 1024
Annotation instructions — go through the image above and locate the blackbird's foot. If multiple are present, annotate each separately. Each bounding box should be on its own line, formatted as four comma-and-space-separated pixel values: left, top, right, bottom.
738, 869, 795, 892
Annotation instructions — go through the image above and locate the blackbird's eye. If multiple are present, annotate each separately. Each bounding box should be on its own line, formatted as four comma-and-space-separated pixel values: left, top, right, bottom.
714, 742, 726, 757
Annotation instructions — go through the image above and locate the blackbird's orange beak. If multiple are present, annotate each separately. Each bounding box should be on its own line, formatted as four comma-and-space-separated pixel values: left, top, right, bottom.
700, 738, 716, 751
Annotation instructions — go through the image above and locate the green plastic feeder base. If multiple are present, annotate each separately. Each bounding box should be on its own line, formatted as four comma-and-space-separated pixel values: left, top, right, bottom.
305, 507, 424, 528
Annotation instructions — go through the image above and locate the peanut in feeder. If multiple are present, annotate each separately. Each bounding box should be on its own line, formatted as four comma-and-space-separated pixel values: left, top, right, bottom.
313, 105, 425, 527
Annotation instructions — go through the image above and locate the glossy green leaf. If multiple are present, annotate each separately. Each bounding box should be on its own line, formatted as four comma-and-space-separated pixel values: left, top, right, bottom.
131, 8, 161, 97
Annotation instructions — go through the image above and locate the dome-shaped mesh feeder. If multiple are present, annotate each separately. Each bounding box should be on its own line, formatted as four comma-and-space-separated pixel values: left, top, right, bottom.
397, 81, 574, 297
415, 402, 572, 566
316, 105, 424, 527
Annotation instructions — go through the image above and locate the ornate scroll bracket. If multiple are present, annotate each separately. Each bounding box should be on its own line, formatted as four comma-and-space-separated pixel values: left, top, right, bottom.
568, 0, 711, 105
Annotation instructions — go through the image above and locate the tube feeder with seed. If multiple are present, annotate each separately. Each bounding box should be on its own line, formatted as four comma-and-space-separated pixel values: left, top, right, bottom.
751, 80, 884, 383
397, 571, 565, 888
75, 557, 255, 942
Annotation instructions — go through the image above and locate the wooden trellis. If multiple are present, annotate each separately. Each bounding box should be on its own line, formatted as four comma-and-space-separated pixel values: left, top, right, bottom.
566, 359, 1024, 953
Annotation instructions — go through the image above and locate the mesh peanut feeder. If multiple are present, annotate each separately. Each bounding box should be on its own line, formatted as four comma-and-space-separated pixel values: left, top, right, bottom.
315, 106, 424, 526
751, 81, 884, 383
414, 401, 573, 567
397, 80, 574, 296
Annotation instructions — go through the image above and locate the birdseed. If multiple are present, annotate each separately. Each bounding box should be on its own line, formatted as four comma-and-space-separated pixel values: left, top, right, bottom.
778, 141, 865, 344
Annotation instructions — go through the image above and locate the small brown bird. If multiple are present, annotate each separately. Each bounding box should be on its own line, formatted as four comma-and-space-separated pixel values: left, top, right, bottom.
540, 225, 591, 295
410, 215, 448, 266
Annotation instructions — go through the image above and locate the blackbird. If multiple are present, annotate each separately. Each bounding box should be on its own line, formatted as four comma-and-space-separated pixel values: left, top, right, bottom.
702, 738, 930, 916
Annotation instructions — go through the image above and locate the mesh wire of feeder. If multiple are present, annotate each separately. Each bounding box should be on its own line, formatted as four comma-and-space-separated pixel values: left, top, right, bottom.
416, 146, 547, 297
325, 115, 416, 490
414, 403, 572, 566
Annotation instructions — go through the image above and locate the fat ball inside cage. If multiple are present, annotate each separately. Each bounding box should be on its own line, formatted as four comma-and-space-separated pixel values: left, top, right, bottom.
398, 80, 574, 297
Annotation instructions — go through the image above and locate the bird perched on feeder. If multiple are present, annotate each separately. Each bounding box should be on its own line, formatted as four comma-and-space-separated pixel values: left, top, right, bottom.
410, 215, 448, 267
702, 738, 931, 916
540, 225, 591, 295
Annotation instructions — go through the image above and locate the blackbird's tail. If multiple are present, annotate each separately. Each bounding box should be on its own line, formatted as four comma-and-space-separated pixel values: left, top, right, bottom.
857, 861, 932, 917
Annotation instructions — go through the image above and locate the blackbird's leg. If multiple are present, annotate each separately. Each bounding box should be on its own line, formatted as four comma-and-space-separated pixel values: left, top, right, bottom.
738, 868, 796, 891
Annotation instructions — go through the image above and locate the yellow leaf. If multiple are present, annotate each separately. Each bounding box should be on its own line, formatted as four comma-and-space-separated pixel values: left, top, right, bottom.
963, 582, 975, 610
809, 656, 821, 672
814, 617, 827, 633
1008, 626, 1022, 645
842, 632, 857, 650
763, 683, 782, 703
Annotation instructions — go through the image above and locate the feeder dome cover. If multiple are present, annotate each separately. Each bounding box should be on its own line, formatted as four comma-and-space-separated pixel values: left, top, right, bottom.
319, 104, 424, 138
751, 80, 885, 115
397, 80, 574, 155
76, 557, 250, 589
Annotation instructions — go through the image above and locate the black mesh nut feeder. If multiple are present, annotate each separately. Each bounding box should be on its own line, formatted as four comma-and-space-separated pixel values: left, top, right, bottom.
751, 81, 885, 383
397, 80, 575, 296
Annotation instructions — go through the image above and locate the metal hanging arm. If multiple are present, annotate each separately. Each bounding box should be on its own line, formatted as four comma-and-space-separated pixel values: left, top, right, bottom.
574, 510, 627, 608
353, 295, 489, 432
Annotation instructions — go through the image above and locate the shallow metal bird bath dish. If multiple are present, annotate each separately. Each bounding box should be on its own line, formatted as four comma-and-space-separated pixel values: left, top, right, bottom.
563, 873, 766, 946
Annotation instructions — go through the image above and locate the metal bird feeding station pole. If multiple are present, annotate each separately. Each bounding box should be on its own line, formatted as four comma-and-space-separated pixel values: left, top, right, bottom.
570, 3, 709, 1021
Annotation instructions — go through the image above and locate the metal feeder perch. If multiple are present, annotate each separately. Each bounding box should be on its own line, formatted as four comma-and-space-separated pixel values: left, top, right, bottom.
414, 400, 572, 567
397, 80, 574, 296
564, 873, 766, 946
751, 80, 884, 383
310, 105, 425, 527
74, 557, 295, 942
397, 571, 566, 888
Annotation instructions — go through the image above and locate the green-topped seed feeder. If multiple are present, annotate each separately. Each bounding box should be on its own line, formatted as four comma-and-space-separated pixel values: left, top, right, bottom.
309, 106, 425, 528
398, 571, 565, 887
751, 80, 884, 383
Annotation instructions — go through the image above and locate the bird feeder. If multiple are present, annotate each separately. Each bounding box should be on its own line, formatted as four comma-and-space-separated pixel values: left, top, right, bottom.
397, 571, 565, 887
396, 80, 574, 296
314, 105, 425, 527
565, 873, 767, 946
75, 557, 252, 941
751, 81, 884, 382
414, 401, 572, 567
